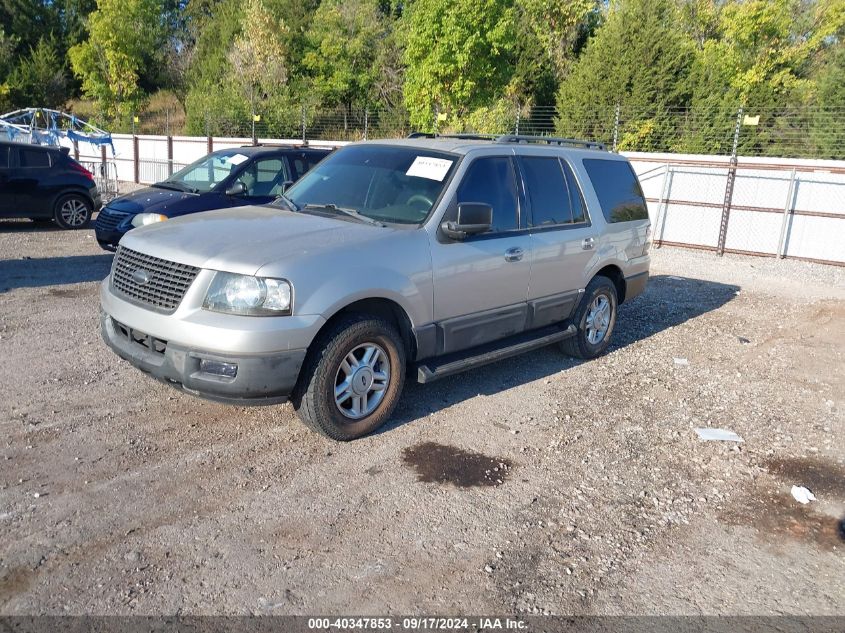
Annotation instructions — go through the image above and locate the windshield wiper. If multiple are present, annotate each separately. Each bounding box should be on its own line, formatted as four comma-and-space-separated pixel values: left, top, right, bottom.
302, 203, 385, 227
155, 180, 199, 194
273, 194, 300, 212
153, 181, 183, 192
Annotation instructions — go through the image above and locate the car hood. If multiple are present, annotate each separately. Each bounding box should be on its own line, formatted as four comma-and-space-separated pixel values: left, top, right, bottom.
119, 205, 398, 276
106, 186, 196, 215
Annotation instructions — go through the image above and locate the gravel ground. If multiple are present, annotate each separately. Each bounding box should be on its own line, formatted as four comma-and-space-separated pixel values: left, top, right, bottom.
0, 218, 843, 616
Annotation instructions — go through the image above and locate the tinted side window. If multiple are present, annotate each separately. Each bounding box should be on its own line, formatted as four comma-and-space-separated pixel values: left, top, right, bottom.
290, 152, 327, 180
238, 157, 287, 197
562, 161, 588, 224
19, 148, 51, 168
582, 159, 648, 223
457, 157, 518, 233
0, 146, 9, 169
521, 157, 571, 226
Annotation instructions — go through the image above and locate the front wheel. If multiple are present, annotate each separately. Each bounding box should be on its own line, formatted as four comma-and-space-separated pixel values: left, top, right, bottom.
54, 194, 93, 229
293, 316, 406, 441
560, 275, 618, 360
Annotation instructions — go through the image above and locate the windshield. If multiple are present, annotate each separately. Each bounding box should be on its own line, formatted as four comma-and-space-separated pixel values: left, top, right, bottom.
162, 150, 253, 193
281, 145, 459, 225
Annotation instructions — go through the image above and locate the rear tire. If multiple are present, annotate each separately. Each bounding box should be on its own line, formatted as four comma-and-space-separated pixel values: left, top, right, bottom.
292, 315, 406, 441
560, 275, 617, 360
53, 194, 93, 229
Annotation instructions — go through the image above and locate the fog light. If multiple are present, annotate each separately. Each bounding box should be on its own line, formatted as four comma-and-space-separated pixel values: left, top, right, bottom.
199, 359, 238, 378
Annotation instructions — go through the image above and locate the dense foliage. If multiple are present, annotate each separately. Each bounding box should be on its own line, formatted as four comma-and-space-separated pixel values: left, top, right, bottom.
1, 0, 843, 154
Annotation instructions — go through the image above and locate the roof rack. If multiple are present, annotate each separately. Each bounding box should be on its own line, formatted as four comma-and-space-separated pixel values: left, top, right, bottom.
494, 135, 606, 150
244, 141, 310, 148
407, 132, 499, 141
407, 132, 606, 150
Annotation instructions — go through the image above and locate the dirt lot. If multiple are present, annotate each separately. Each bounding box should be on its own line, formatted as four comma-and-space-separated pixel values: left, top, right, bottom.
0, 218, 843, 616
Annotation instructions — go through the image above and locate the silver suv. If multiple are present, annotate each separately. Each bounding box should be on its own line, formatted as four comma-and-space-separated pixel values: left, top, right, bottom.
100, 135, 651, 440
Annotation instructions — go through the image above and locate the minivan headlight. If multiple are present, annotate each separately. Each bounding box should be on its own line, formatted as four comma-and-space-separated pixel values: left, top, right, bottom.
203, 272, 292, 316
131, 213, 167, 228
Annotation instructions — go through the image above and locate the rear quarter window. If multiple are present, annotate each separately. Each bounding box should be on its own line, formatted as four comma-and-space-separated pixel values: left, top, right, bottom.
18, 147, 52, 168
582, 158, 648, 223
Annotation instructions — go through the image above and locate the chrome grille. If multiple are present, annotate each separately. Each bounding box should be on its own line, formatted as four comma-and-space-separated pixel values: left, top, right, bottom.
111, 247, 199, 312
95, 207, 130, 232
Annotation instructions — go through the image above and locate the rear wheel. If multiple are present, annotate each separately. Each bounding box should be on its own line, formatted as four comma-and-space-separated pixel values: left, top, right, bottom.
560, 275, 618, 360
53, 194, 92, 229
293, 315, 406, 441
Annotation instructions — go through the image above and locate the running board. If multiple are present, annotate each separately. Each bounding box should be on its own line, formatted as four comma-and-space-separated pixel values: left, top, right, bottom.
416, 323, 577, 384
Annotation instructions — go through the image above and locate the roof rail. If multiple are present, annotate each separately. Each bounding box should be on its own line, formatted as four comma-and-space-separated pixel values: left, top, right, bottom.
245, 141, 311, 148
407, 132, 606, 150
406, 132, 502, 141
494, 135, 606, 151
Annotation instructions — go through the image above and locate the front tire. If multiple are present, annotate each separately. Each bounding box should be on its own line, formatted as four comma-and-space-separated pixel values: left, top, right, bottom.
560, 275, 618, 360
293, 315, 406, 441
54, 194, 93, 229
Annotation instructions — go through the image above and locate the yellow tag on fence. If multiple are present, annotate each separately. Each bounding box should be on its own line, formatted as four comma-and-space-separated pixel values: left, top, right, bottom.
253, 114, 261, 122
437, 112, 447, 122
742, 115, 760, 126
133, 116, 139, 123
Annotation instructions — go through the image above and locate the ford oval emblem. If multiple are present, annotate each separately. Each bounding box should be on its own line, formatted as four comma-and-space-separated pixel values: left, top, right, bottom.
131, 268, 151, 285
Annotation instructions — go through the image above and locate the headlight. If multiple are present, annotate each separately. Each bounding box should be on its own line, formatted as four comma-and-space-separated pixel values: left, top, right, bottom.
131, 213, 167, 229
131, 213, 167, 228
203, 272, 292, 316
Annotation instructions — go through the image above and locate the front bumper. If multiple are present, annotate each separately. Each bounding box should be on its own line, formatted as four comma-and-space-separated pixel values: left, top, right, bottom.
101, 311, 307, 405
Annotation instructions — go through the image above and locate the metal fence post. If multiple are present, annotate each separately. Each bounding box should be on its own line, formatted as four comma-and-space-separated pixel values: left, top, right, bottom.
301, 105, 307, 143
364, 108, 369, 140
776, 168, 798, 258
612, 103, 620, 152
166, 134, 174, 178
716, 107, 743, 255
132, 134, 140, 184
654, 165, 674, 248
515, 107, 521, 135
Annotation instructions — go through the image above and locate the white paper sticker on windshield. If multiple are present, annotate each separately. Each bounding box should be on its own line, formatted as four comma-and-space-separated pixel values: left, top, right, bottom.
228, 153, 249, 165
406, 156, 453, 181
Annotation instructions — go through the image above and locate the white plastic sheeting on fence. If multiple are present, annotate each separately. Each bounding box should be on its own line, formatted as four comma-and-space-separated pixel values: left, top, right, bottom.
628, 152, 845, 265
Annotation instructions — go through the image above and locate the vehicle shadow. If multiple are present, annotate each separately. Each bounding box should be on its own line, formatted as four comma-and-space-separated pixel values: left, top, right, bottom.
383, 274, 740, 434
0, 219, 64, 233
0, 254, 113, 292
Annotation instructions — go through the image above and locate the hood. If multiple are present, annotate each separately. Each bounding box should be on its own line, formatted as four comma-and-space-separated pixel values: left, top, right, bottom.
120, 205, 397, 276
106, 186, 197, 216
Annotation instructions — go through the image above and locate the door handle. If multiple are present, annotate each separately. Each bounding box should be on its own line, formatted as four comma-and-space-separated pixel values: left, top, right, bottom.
582, 237, 595, 250
504, 247, 524, 262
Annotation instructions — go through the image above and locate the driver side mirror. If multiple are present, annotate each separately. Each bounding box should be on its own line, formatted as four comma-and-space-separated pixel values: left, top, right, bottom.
281, 180, 294, 192
441, 203, 493, 240
225, 181, 246, 196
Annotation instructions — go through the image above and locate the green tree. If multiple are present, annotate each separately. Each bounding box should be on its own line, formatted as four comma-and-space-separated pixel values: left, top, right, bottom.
228, 0, 288, 117
68, 0, 169, 120
9, 36, 68, 108
303, 0, 386, 122
555, 0, 693, 150
809, 42, 845, 158
684, 0, 845, 155
0, 28, 20, 111
403, 0, 517, 131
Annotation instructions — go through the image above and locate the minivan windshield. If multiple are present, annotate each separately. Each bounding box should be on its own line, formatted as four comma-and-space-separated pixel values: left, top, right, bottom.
280, 145, 459, 225
160, 150, 253, 193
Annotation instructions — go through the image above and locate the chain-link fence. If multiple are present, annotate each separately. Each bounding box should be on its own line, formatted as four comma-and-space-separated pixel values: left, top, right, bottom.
126, 103, 845, 160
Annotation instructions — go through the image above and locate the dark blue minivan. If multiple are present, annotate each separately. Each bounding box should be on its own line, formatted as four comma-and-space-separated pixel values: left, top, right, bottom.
94, 144, 331, 250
